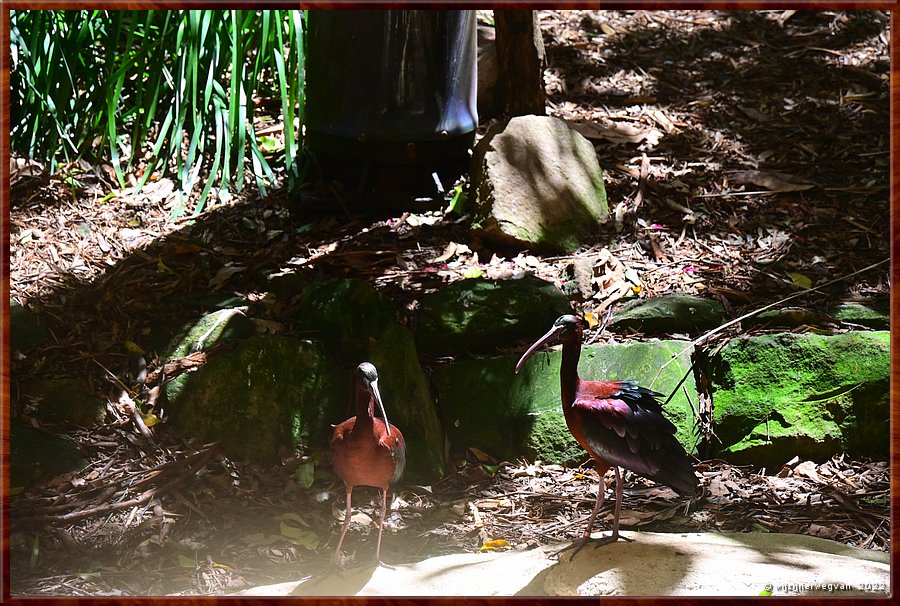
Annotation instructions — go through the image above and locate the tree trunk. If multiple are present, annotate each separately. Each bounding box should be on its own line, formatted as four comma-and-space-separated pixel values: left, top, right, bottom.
494, 10, 546, 116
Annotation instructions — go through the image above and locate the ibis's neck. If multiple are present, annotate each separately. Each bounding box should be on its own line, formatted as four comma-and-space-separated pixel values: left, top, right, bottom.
559, 337, 581, 410
354, 388, 375, 424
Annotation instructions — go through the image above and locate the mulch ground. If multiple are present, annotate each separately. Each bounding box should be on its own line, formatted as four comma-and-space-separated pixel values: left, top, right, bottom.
7, 9, 890, 596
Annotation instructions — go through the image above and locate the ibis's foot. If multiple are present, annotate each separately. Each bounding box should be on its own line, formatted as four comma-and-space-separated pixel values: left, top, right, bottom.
551, 532, 630, 560
334, 550, 353, 569
548, 538, 589, 559
376, 559, 396, 570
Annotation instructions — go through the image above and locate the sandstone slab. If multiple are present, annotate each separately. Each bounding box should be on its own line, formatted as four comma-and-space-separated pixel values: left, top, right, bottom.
229, 532, 889, 597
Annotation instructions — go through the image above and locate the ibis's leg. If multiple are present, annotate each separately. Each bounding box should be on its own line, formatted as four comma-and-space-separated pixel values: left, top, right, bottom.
611, 466, 623, 539
550, 468, 608, 559
375, 488, 387, 561
552, 466, 633, 559
582, 472, 607, 538
335, 487, 353, 556
609, 467, 633, 543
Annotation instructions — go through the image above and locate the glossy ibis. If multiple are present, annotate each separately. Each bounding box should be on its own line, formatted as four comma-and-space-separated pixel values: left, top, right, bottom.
330, 362, 406, 563
516, 315, 698, 555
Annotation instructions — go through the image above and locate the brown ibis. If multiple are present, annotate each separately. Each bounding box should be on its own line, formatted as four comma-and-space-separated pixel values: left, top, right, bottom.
330, 362, 406, 563
516, 315, 698, 555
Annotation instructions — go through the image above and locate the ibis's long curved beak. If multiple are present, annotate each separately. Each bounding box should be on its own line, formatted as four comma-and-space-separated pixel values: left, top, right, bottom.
515, 323, 566, 374
370, 379, 392, 436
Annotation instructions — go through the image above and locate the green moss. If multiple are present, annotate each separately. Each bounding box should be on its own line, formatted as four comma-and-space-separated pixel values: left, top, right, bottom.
166, 308, 254, 360
580, 340, 698, 451
827, 301, 889, 329
436, 355, 538, 461
610, 295, 725, 335
164, 308, 256, 405
712, 331, 889, 464
527, 409, 584, 463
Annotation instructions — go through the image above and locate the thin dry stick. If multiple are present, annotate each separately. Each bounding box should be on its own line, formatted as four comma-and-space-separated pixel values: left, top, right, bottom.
29, 444, 219, 524
654, 257, 889, 377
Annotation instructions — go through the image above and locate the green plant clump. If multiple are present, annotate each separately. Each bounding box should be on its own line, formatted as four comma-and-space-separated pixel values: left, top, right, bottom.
10, 9, 307, 218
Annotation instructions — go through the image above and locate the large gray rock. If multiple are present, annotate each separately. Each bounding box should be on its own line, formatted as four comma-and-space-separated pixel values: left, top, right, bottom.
434, 340, 698, 463
166, 280, 445, 480
169, 329, 445, 481
294, 278, 445, 479
416, 276, 571, 356
827, 300, 889, 330
166, 307, 255, 359
470, 115, 608, 253
711, 331, 889, 465
165, 307, 255, 404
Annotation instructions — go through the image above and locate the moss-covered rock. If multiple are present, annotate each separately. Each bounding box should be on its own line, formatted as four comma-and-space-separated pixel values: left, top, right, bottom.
528, 408, 586, 464
11, 419, 86, 487
417, 276, 572, 356
165, 308, 256, 404
18, 378, 106, 427
167, 308, 255, 359
609, 295, 725, 335
827, 300, 889, 330
170, 335, 347, 464
10, 301, 52, 352
579, 341, 697, 453
295, 279, 397, 364
169, 328, 446, 481
435, 340, 697, 464
753, 307, 839, 329
370, 323, 445, 480
711, 331, 889, 465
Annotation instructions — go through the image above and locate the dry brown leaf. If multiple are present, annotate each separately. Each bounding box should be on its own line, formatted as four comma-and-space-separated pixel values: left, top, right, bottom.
794, 460, 821, 482
729, 170, 816, 192
208, 264, 246, 289
570, 120, 663, 146
431, 242, 458, 263
647, 109, 677, 134
807, 523, 840, 539
468, 446, 496, 464
598, 21, 618, 36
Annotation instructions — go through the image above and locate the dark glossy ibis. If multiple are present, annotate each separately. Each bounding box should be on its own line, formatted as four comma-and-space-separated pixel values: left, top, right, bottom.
330, 362, 406, 562
516, 315, 698, 554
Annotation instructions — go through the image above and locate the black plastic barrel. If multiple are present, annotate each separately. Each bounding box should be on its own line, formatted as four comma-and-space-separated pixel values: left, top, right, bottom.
305, 10, 477, 164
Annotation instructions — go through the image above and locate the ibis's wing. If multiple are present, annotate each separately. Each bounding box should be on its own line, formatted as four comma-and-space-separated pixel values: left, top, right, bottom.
573, 381, 698, 496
